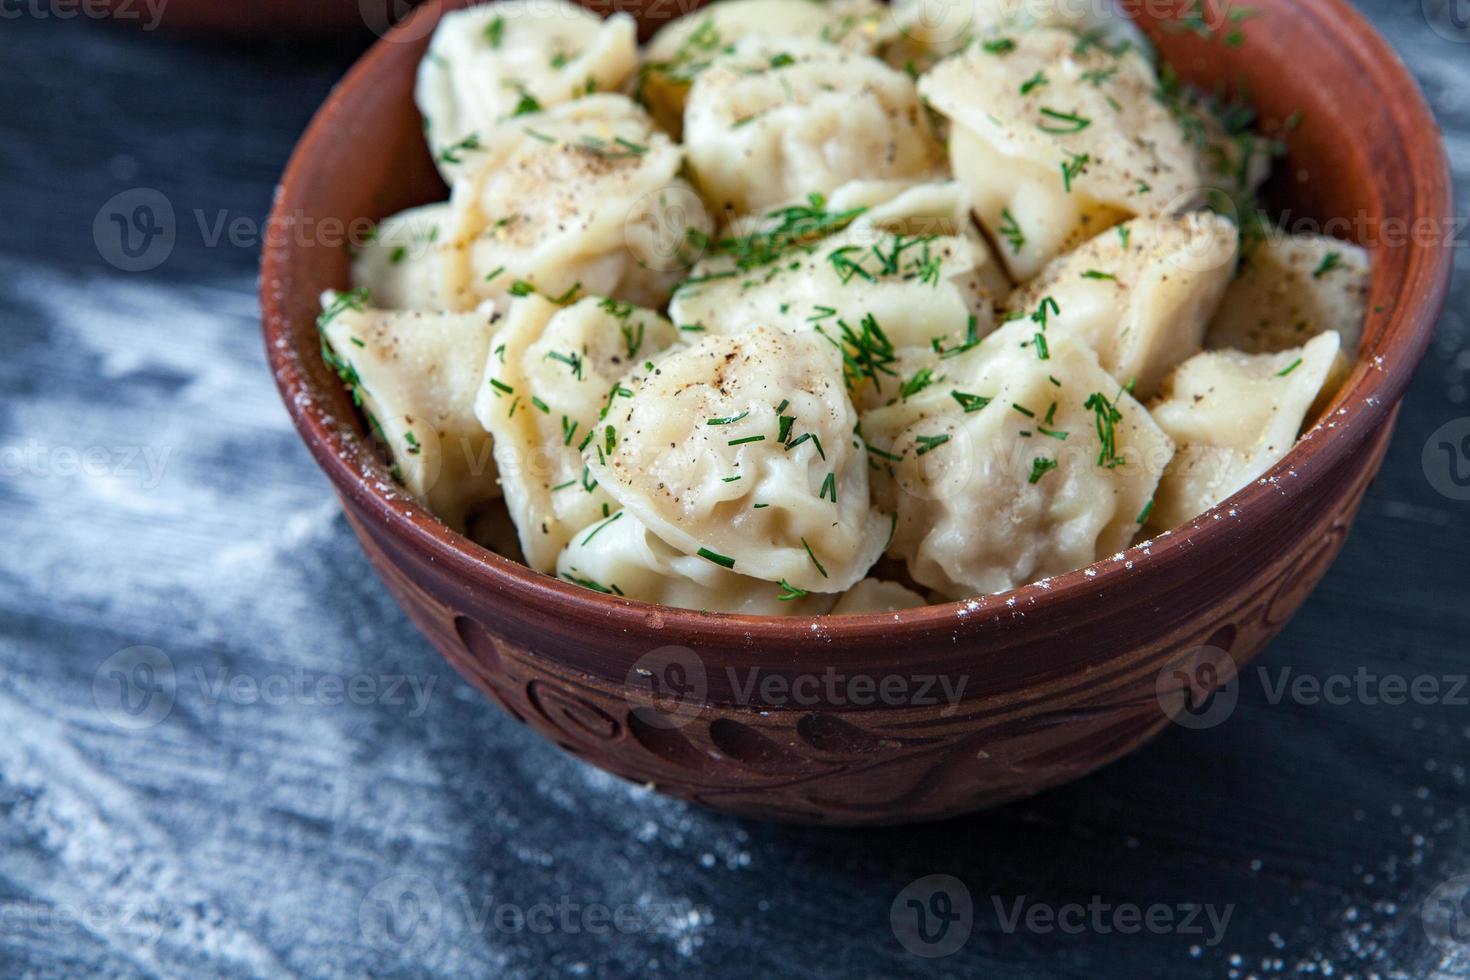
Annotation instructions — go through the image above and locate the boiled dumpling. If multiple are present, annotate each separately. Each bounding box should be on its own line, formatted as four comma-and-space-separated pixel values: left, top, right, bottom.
861, 318, 1174, 598
474, 294, 682, 572
824, 178, 1013, 297
352, 203, 475, 313
1206, 233, 1371, 356
587, 327, 889, 592
883, 0, 1146, 75
1147, 331, 1346, 530
417, 0, 638, 182
355, 97, 689, 314
639, 1, 892, 137
447, 95, 695, 311
317, 290, 502, 532
670, 226, 997, 408
830, 578, 928, 614
670, 193, 1000, 359
1005, 212, 1239, 399
557, 510, 837, 614
684, 39, 944, 221
1161, 76, 1275, 217
919, 28, 1209, 281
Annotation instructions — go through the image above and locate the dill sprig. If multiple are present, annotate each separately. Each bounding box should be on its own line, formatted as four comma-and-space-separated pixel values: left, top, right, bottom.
436, 133, 483, 165
1060, 152, 1091, 192
998, 209, 1026, 255
778, 579, 810, 601
698, 547, 736, 569
951, 391, 990, 413
1038, 108, 1092, 134
818, 313, 898, 396
915, 434, 951, 457
704, 194, 867, 274
1084, 388, 1127, 468
1312, 252, 1343, 279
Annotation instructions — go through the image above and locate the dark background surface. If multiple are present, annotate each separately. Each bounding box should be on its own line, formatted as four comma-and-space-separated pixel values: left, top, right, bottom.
1, 2, 1468, 977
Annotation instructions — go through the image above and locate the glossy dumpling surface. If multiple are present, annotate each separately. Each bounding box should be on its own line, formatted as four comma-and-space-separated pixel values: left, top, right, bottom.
1207, 233, 1371, 356
587, 327, 889, 592
448, 95, 695, 311
1147, 330, 1346, 530
417, 0, 638, 181
557, 510, 837, 614
919, 28, 1206, 281
861, 318, 1173, 598
884, 0, 1146, 74
352, 203, 475, 313
684, 40, 943, 220
354, 97, 689, 314
829, 578, 928, 614
318, 291, 503, 532
639, 0, 891, 136
671, 208, 999, 354
1005, 212, 1239, 399
474, 294, 681, 572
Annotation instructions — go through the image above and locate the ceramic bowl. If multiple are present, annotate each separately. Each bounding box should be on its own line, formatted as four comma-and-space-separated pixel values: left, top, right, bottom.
261, 0, 1453, 825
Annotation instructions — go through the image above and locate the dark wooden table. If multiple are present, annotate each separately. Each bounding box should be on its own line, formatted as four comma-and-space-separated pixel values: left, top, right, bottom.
1, 3, 1467, 977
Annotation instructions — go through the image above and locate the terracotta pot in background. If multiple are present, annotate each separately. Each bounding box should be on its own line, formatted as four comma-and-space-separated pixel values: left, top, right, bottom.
94, 0, 416, 35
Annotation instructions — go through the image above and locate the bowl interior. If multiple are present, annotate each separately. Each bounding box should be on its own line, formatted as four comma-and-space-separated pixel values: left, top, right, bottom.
261, 0, 1453, 656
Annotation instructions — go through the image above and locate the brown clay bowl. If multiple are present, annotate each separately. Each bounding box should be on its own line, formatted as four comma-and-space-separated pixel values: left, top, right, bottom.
261, 0, 1454, 825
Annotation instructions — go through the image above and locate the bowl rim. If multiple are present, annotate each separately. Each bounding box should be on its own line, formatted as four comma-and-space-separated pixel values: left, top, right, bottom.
261, 0, 1455, 647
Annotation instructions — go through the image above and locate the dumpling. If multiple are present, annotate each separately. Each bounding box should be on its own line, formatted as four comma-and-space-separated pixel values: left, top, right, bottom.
353, 97, 689, 314
684, 39, 944, 220
417, 0, 637, 181
317, 290, 502, 532
447, 95, 696, 311
919, 28, 1209, 281
861, 318, 1173, 598
474, 294, 681, 572
639, 1, 892, 137
587, 327, 889, 592
670, 192, 1001, 360
824, 179, 1013, 298
557, 510, 837, 614
1206, 233, 1371, 356
352, 203, 474, 313
1004, 212, 1239, 399
829, 578, 928, 614
884, 0, 1146, 75
1159, 72, 1276, 217
1147, 331, 1346, 530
